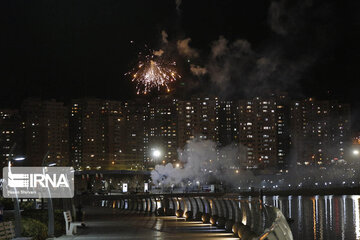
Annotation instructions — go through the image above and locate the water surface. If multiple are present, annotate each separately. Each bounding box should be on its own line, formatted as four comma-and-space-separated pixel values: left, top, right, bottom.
263, 195, 360, 240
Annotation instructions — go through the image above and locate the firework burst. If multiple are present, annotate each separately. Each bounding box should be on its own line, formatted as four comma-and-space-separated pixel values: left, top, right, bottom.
127, 49, 181, 95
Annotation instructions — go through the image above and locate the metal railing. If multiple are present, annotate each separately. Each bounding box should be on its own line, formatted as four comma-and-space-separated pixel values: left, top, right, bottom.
78, 193, 293, 240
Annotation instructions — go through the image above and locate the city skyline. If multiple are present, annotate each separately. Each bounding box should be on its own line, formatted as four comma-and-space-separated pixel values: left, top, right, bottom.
1, 1, 360, 239
1, 0, 360, 133
0, 94, 354, 172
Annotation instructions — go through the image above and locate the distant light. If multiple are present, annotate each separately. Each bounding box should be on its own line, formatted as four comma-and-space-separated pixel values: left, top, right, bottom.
13, 157, 25, 161
353, 150, 359, 155
152, 149, 161, 158
175, 163, 180, 168
48, 163, 57, 167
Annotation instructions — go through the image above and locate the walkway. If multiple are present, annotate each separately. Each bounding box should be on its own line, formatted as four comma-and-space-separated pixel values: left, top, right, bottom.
56, 207, 238, 240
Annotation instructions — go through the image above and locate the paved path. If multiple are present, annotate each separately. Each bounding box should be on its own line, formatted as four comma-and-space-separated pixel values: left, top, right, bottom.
56, 207, 237, 240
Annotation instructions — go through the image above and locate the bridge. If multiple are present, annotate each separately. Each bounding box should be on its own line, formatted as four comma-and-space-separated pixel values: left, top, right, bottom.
65, 193, 293, 240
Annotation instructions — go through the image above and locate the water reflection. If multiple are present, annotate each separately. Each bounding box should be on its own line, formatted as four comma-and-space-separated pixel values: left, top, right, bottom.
353, 196, 360, 240
264, 195, 360, 240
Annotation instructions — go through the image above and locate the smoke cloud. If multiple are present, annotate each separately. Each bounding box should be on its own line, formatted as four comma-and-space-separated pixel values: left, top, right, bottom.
173, 0, 337, 99
268, 0, 287, 35
207, 37, 257, 95
206, 32, 317, 97
211, 36, 228, 58
150, 139, 357, 192
268, 0, 313, 36
175, 0, 182, 14
190, 64, 207, 76
151, 139, 248, 188
161, 30, 168, 44
177, 38, 199, 58
153, 49, 164, 56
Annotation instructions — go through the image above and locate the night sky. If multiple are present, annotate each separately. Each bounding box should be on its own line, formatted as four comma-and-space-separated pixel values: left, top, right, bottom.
1, 0, 360, 129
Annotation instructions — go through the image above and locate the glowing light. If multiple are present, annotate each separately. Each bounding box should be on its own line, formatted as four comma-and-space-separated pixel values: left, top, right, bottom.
152, 149, 161, 158
126, 48, 181, 95
353, 150, 359, 155
352, 196, 360, 240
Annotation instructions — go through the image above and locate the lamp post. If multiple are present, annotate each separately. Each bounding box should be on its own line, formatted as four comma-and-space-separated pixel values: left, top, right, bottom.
152, 149, 162, 159
41, 151, 56, 238
353, 149, 359, 156
7, 143, 25, 238
151, 148, 164, 192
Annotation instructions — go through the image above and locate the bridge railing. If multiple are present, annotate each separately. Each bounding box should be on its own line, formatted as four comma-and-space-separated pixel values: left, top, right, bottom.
77, 193, 293, 240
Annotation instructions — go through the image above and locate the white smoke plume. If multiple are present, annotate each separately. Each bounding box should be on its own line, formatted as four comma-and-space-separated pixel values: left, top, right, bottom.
151, 139, 248, 187
190, 64, 207, 76
177, 38, 199, 58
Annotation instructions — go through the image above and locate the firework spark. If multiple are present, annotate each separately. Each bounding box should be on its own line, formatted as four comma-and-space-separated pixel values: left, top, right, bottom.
127, 50, 181, 95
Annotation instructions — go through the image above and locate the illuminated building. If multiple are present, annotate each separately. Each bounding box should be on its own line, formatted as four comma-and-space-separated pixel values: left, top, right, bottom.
22, 99, 69, 166
146, 96, 178, 168
290, 98, 351, 165
122, 99, 148, 170
218, 100, 239, 146
0, 109, 23, 168
177, 97, 219, 148
70, 99, 126, 170
275, 94, 291, 169
238, 97, 278, 169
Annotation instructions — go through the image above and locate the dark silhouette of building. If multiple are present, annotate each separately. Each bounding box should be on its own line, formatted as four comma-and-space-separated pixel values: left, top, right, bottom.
21, 99, 69, 166
0, 109, 23, 168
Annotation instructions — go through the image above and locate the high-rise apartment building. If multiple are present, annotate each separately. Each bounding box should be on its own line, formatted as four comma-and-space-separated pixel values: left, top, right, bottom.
146, 96, 178, 167
238, 97, 278, 169
70, 99, 106, 170
122, 99, 148, 170
22, 99, 69, 166
177, 97, 219, 148
274, 94, 291, 169
70, 99, 127, 170
14, 95, 351, 171
290, 98, 351, 165
218, 100, 239, 146
0, 110, 23, 168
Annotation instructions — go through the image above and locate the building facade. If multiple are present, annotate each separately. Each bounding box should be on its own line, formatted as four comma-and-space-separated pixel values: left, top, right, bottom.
238, 97, 278, 169
0, 96, 351, 171
22, 99, 69, 166
0, 109, 23, 168
290, 98, 351, 166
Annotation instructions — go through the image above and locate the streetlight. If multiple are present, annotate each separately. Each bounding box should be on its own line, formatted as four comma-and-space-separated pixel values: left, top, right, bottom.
7, 143, 25, 238
353, 149, 359, 156
152, 149, 162, 159
41, 151, 56, 238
